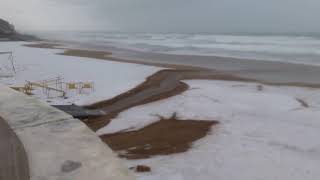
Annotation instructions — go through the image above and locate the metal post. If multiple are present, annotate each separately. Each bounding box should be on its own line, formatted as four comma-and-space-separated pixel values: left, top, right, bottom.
9, 52, 16, 74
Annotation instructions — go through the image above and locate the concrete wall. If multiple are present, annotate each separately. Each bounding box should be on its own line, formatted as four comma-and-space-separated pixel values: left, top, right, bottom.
0, 85, 135, 180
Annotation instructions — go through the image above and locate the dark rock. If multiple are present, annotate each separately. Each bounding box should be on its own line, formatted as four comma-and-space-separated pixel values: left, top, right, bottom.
52, 104, 106, 119
0, 18, 38, 41
0, 19, 15, 35
135, 165, 151, 173
61, 160, 82, 173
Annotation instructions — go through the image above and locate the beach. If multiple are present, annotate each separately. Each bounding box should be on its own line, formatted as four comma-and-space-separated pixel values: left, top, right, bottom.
3, 0, 320, 178
1, 40, 320, 180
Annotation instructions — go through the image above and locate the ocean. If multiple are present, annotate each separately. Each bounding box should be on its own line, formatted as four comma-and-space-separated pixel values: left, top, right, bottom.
37, 31, 320, 66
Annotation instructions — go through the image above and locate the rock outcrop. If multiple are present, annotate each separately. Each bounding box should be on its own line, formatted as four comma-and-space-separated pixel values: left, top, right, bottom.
0, 19, 15, 35
0, 18, 37, 41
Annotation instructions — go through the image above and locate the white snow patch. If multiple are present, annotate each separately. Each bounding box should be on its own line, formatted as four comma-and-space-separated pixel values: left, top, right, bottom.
0, 42, 161, 105
98, 80, 320, 180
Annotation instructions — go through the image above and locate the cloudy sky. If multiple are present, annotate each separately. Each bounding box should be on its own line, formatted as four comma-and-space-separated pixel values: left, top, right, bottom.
1, 0, 319, 33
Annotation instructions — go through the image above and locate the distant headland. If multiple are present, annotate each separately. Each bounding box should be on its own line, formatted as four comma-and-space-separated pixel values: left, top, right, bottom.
0, 18, 37, 41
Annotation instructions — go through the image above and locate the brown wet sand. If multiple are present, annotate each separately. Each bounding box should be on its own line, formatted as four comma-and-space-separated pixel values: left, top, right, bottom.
83, 69, 253, 131
100, 113, 218, 159
0, 117, 29, 180
24, 43, 62, 49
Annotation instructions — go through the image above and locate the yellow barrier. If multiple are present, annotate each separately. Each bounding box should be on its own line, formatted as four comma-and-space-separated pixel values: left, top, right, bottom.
67, 83, 77, 90
82, 83, 93, 89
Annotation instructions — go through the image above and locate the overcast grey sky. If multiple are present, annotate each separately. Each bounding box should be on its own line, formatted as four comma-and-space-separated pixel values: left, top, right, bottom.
1, 0, 320, 33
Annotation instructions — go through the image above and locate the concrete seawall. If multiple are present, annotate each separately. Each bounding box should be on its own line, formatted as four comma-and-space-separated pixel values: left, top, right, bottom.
0, 85, 135, 180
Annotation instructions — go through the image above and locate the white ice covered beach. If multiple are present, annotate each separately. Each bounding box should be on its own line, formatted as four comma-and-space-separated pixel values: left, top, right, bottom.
100, 80, 320, 180
0, 42, 161, 105
1, 42, 320, 180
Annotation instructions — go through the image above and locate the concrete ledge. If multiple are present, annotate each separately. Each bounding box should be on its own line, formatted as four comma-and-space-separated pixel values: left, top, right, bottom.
0, 85, 135, 180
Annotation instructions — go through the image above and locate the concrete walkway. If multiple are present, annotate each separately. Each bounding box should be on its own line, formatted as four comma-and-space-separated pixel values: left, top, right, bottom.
0, 85, 135, 180
0, 117, 29, 180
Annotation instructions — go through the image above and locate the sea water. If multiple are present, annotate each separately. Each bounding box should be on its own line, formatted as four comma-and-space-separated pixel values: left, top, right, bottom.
38, 31, 320, 66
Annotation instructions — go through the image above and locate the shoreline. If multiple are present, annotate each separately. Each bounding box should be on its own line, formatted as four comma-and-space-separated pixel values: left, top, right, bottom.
24, 42, 320, 88
24, 43, 206, 70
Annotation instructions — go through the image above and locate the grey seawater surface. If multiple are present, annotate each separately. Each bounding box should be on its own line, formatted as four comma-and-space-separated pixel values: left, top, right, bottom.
37, 31, 320, 85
